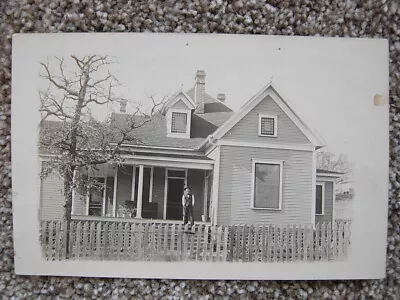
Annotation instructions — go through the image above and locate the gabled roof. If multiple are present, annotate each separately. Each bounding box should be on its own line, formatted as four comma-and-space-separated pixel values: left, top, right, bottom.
186, 88, 233, 113
161, 90, 196, 114
199, 82, 326, 150
110, 113, 204, 149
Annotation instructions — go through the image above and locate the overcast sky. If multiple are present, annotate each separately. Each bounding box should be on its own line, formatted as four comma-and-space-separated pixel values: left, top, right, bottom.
23, 33, 388, 159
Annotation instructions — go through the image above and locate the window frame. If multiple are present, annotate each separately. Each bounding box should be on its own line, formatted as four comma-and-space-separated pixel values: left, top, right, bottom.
258, 114, 278, 137
315, 182, 325, 216
250, 159, 284, 211
166, 108, 191, 139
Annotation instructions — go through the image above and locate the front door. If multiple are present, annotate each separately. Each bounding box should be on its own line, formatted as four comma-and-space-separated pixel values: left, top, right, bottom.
166, 178, 185, 220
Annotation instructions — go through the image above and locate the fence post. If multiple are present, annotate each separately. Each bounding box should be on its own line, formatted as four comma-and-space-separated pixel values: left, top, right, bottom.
326, 222, 332, 260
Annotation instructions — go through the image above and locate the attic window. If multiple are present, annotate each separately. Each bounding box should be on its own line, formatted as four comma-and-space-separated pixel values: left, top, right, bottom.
259, 114, 277, 137
171, 112, 188, 133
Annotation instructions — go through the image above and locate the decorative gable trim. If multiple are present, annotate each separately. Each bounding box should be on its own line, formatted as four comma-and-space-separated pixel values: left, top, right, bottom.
161, 91, 195, 114
200, 83, 325, 150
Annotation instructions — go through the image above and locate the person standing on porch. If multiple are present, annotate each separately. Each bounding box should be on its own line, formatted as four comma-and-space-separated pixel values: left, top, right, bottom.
182, 186, 195, 228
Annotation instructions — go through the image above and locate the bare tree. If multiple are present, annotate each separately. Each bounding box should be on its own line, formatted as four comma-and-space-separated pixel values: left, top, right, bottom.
317, 150, 349, 173
39, 55, 163, 257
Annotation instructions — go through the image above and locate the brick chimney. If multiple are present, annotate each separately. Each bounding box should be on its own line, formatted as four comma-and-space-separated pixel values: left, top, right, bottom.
217, 93, 226, 102
120, 99, 127, 113
194, 70, 206, 113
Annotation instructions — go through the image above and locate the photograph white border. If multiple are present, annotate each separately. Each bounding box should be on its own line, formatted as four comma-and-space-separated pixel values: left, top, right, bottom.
11, 33, 389, 280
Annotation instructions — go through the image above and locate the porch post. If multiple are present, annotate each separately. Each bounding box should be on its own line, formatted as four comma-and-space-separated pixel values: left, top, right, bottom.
203, 170, 208, 222
136, 164, 144, 219
112, 166, 118, 217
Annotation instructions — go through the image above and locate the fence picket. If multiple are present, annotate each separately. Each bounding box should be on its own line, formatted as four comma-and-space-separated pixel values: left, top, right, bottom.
326, 222, 332, 260
95, 222, 102, 259
344, 221, 351, 259
176, 225, 182, 260
321, 223, 325, 261
132, 224, 138, 260
88, 222, 95, 258
222, 226, 229, 262
116, 223, 123, 260
123, 223, 129, 260
202, 225, 209, 261
338, 221, 344, 259
41, 221, 48, 259
162, 224, 168, 259
253, 226, 259, 262
47, 221, 54, 260
53, 221, 61, 261
279, 226, 284, 262
156, 224, 162, 260
188, 226, 195, 261
215, 226, 223, 261
233, 226, 239, 261
182, 226, 188, 261
61, 221, 67, 260
75, 222, 82, 259
208, 226, 214, 262
81, 222, 89, 259
297, 224, 302, 261
249, 226, 254, 262
195, 225, 203, 261
169, 225, 175, 260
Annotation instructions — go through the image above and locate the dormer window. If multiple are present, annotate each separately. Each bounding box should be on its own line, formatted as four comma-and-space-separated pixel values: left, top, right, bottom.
167, 109, 191, 139
258, 114, 278, 137
171, 112, 188, 133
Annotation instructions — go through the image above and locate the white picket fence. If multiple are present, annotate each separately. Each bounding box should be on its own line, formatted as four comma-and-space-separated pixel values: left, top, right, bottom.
40, 220, 351, 262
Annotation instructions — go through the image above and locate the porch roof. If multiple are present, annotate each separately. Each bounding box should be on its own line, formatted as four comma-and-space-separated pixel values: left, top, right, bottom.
121, 152, 214, 170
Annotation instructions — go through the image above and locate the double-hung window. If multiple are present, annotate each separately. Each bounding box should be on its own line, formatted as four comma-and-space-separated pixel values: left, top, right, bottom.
315, 183, 325, 215
252, 160, 283, 210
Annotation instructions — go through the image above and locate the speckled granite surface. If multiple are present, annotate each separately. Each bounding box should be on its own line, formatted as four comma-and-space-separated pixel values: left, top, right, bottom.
1, 0, 399, 298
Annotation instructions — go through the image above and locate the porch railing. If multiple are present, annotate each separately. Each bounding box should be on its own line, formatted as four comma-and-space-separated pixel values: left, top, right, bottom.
40, 220, 351, 262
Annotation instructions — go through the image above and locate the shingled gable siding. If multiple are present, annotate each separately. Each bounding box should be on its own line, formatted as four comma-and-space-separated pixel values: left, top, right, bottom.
171, 99, 190, 110
40, 172, 65, 221
315, 181, 334, 223
223, 95, 311, 145
217, 145, 313, 226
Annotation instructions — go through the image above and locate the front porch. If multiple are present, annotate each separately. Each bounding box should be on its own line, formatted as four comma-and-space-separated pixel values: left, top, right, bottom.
72, 155, 214, 224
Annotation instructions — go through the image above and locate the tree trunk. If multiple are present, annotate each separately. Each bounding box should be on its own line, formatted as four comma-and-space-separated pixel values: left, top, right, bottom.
64, 168, 74, 258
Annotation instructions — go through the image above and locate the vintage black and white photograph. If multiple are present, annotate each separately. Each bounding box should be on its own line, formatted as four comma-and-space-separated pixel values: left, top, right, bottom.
12, 33, 388, 279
